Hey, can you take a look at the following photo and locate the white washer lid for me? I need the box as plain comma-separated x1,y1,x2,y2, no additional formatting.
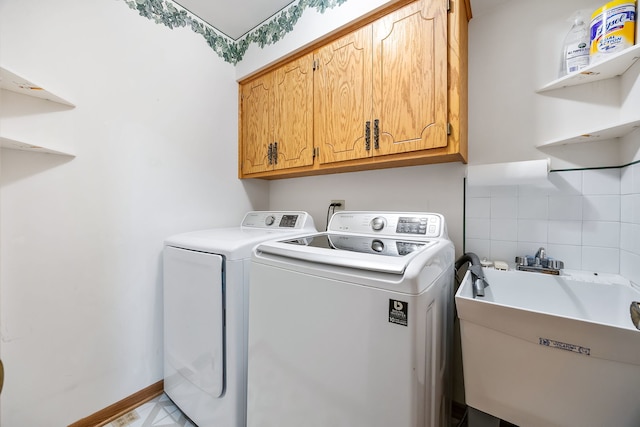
164,211,316,259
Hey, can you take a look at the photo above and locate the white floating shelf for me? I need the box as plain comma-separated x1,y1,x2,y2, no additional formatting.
0,136,75,157
537,118,640,148
537,44,640,93
0,66,75,107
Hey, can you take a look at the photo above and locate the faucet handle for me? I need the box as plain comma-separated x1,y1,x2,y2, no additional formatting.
535,247,546,260
547,259,564,270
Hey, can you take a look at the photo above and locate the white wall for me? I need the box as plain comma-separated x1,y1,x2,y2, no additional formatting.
469,0,632,169
0,0,267,425
236,0,401,79
269,164,466,251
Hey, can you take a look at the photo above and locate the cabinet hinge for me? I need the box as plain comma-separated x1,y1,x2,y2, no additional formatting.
447,122,452,135
313,147,319,159
312,59,319,71
447,0,451,12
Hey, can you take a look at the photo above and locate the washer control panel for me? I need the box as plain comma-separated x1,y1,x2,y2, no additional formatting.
328,211,445,238
395,216,429,235
241,211,315,230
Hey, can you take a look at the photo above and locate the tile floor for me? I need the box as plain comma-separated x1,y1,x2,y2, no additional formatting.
109,395,517,427
108,394,195,427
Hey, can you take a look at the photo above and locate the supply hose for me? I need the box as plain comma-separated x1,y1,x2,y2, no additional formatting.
455,252,488,297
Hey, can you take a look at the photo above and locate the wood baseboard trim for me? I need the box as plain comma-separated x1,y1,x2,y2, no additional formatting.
68,380,164,427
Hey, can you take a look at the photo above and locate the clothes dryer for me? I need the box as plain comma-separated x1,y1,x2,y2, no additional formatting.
163,211,316,427
247,211,455,427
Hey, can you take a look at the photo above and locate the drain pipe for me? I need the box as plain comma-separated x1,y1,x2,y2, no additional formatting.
455,252,488,297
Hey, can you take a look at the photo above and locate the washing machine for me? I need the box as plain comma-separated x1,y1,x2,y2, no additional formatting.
163,211,316,427
247,211,455,427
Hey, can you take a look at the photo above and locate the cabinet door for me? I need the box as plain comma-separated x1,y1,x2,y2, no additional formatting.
240,73,273,175
372,0,448,156
273,53,315,170
314,25,373,164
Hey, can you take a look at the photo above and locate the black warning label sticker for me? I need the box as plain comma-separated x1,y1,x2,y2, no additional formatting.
389,299,408,326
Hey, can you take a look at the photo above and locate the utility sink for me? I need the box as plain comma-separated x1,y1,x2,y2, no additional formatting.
456,268,640,427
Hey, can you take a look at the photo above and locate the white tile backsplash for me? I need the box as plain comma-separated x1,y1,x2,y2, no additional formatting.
582,246,619,274
631,224,640,253
633,194,640,225
518,196,548,219
620,223,640,253
621,195,633,223
621,166,633,194
466,185,491,198
518,182,556,197
582,221,620,248
548,195,582,220
490,186,518,197
582,169,620,195
465,238,490,257
490,240,518,264
620,250,640,285
490,197,518,218
490,218,517,241
466,218,490,239
466,197,490,218
516,241,548,259
548,170,582,195
548,220,582,245
546,244,582,270
465,165,640,283
583,195,621,221
633,163,640,193
517,219,548,242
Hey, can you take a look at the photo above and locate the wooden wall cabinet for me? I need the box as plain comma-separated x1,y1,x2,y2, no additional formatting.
240,54,314,175
239,0,470,179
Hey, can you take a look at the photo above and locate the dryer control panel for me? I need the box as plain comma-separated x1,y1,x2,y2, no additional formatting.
327,211,446,239
241,211,315,230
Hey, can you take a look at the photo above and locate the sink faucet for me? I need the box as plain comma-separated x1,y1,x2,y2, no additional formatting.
516,247,564,275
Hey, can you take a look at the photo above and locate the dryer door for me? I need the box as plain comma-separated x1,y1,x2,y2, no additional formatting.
164,246,225,398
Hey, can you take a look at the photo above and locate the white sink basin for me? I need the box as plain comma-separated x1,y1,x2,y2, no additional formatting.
456,268,640,427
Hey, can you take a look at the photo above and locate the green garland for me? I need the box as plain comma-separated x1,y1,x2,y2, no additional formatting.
122,0,348,64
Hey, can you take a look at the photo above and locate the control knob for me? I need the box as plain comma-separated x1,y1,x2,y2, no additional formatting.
371,239,384,253
370,216,386,231
265,215,276,226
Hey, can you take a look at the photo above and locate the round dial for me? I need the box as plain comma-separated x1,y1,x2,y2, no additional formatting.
370,216,386,231
371,239,384,253
265,215,276,226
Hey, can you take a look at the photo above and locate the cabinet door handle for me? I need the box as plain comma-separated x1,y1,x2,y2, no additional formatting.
373,119,380,149
273,142,278,165
268,143,273,165
365,121,371,151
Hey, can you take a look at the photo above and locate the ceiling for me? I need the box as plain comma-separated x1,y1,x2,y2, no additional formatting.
172,0,509,41
174,0,296,40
